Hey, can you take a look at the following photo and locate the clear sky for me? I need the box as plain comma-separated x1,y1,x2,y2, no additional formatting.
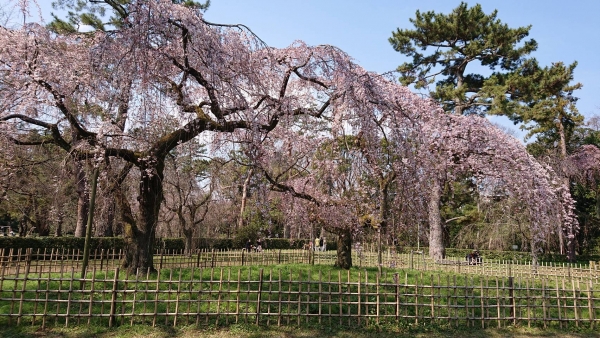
4,0,599,139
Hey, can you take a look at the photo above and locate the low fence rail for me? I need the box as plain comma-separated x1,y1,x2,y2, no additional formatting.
0,265,598,329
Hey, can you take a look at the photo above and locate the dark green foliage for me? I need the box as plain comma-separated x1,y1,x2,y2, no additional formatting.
0,236,318,251
389,2,537,116
504,61,583,142
0,236,125,250
49,0,210,33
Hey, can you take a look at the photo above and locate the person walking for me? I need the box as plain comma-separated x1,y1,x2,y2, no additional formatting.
321,237,326,252
314,237,320,252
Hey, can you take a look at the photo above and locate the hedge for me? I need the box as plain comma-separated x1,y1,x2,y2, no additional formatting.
0,236,319,251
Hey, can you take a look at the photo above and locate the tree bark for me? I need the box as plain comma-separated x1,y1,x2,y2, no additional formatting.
54,211,63,237
237,168,253,230
95,198,115,237
183,227,193,256
334,228,353,269
428,179,445,261
74,160,89,237
122,157,164,273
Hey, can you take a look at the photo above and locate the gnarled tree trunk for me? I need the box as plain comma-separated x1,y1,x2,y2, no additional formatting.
334,228,353,269
122,157,164,273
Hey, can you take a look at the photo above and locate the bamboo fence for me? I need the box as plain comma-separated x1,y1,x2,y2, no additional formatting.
1,247,599,281
2,247,600,329
0,264,598,329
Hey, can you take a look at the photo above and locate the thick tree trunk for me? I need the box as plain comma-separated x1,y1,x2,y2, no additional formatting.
183,228,193,256
54,211,63,237
122,158,164,273
428,179,445,261
74,160,89,237
334,228,352,269
94,167,114,237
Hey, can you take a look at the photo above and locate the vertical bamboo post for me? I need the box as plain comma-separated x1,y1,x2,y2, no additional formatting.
414,271,419,325
573,280,580,327
357,270,362,326
480,277,484,328
173,268,183,326
556,278,563,329
165,269,173,326
508,276,515,325
587,280,595,329
255,268,263,325
542,278,547,329
130,268,140,326
277,269,283,327
318,270,323,324
42,269,51,329
235,269,241,324
17,259,30,325
338,270,343,326
65,268,75,327
495,277,501,328
526,278,531,328
108,268,119,328
215,268,224,326
32,267,43,326
376,272,380,325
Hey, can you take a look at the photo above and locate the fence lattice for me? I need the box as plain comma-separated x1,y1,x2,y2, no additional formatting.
1,248,600,329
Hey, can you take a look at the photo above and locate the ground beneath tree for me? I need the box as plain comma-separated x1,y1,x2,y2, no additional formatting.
1,324,599,338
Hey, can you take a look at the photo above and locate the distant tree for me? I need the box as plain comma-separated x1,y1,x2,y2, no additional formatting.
389,2,537,116
514,61,583,260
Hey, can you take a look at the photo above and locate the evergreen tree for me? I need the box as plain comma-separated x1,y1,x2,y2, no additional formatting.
389,2,537,116
49,0,210,33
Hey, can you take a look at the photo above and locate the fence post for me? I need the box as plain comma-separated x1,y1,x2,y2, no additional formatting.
241,250,245,266
197,250,201,268
255,268,263,325
109,268,119,328
508,276,515,325
211,249,216,268
159,249,164,270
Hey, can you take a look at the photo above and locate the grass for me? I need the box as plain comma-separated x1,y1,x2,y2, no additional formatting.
2,263,600,336
1,322,600,338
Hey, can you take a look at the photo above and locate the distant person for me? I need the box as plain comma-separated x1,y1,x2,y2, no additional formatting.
256,238,262,252
245,240,251,251
314,237,320,251
321,238,326,251
466,250,481,265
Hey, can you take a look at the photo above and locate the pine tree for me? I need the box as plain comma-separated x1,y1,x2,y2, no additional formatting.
389,2,537,116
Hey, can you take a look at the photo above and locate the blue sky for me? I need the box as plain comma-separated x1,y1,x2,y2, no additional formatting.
6,0,600,139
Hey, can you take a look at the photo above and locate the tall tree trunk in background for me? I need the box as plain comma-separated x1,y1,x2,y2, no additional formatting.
74,159,89,237
334,228,353,269
237,168,253,230
54,211,63,237
428,179,445,261
95,167,115,237
182,227,193,256
557,120,577,261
